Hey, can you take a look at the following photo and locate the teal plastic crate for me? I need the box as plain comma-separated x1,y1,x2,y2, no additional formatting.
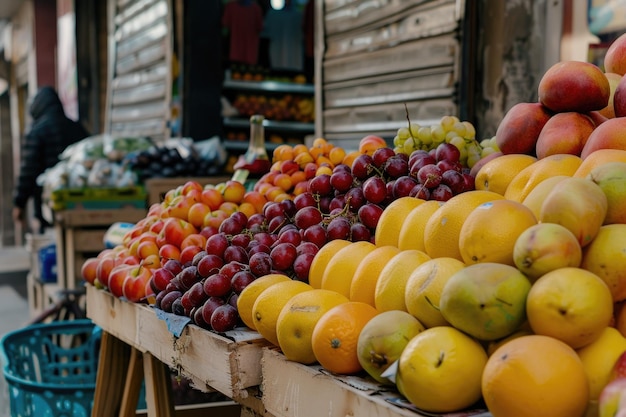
0,320,101,417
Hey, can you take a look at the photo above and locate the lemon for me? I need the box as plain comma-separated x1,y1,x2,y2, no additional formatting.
320,241,376,298
397,200,443,251
237,274,291,330
404,257,465,328
252,280,313,346
374,197,425,247
503,153,582,202
350,245,402,306
423,190,504,260
474,154,537,195
276,289,349,364
458,199,538,266
308,239,352,288
374,249,431,312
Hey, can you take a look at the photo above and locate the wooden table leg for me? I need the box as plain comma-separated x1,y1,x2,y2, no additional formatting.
92,331,131,417
119,347,144,417
143,351,175,417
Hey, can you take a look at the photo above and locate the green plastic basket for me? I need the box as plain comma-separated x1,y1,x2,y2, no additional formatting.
1,320,101,417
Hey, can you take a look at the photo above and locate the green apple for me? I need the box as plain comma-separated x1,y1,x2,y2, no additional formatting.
440,263,531,341
356,310,424,384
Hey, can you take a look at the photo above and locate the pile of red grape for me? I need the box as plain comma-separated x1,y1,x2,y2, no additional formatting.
150,143,476,332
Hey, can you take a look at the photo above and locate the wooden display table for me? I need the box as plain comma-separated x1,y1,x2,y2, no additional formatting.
86,285,491,417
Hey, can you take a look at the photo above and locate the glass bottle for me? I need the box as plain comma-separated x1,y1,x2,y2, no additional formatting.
232,115,271,182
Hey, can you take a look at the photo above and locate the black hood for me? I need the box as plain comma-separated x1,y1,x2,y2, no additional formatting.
29,86,65,120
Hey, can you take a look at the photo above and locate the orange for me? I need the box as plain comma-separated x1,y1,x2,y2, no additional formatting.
311,301,379,374
503,153,582,202
237,273,291,330
458,199,538,266
482,335,589,417
573,148,626,178
374,249,431,312
474,153,537,195
320,241,376,298
423,190,504,260
397,200,444,251
349,245,402,306
308,239,352,289
374,196,426,247
252,280,313,346
276,289,350,364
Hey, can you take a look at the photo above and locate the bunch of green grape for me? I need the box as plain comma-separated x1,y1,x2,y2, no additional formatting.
393,116,500,168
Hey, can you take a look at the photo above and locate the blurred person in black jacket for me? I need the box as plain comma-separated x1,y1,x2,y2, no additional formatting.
12,86,90,234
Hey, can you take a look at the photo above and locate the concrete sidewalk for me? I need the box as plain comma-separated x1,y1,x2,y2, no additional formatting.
0,246,32,417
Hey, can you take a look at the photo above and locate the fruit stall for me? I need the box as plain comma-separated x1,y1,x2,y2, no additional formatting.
17,31,626,417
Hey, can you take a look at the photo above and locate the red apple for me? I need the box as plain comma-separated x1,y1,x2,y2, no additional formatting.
200,188,224,211
158,243,181,263
359,135,387,156
162,217,198,249
95,255,119,288
137,240,160,260
187,202,211,228
204,210,229,230
222,180,247,204
180,245,204,266
164,195,195,222
182,180,204,196
122,265,153,303
81,258,100,285
180,233,207,251
108,264,134,298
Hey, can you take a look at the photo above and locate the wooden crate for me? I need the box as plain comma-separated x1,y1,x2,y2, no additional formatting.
145,176,231,206
86,286,271,401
